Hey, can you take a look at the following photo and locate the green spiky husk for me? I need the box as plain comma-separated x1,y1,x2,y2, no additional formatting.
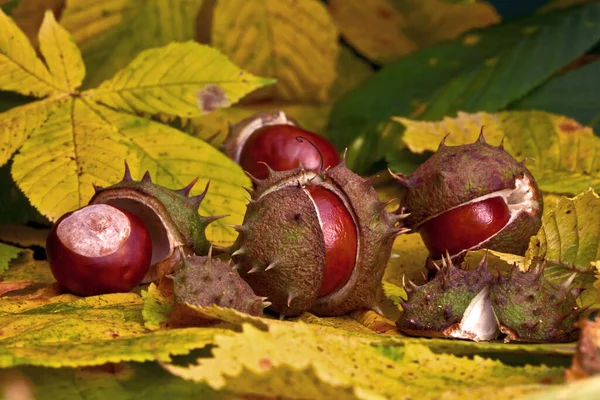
89,167,213,282
490,266,584,342
172,254,265,316
231,161,402,317
396,258,493,337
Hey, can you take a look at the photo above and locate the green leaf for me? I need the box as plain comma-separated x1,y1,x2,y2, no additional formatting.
328,2,600,173
328,0,499,64
164,323,564,400
88,42,275,119
0,292,233,368
211,0,339,102
18,362,226,400
396,110,600,195
0,0,20,16
0,256,55,284
141,283,173,331
0,242,22,274
0,10,272,246
60,0,205,88
511,59,600,131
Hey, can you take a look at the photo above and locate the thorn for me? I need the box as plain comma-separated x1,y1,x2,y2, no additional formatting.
257,161,275,177
228,224,249,234
341,148,348,163
287,292,296,307
519,157,534,166
203,214,228,225
408,279,418,290
379,198,396,210
231,248,245,257
420,271,428,282
141,170,152,184
431,261,441,272
92,183,103,193
476,250,489,271
189,181,210,209
498,136,505,150
370,303,384,316
205,130,222,145
245,171,262,187
388,168,410,188
242,186,254,197
122,161,133,181
363,175,378,186
477,126,486,144
262,301,272,309
400,302,410,310
279,313,286,321
248,264,262,274
265,259,278,271
175,177,199,197
390,253,400,259
438,133,450,150
207,245,213,266
563,273,577,290
232,264,241,272
495,267,503,283
571,287,585,298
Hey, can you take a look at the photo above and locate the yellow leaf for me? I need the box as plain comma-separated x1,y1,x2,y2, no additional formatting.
328,0,500,64
0,0,64,46
87,41,274,119
38,10,85,92
0,242,22,274
0,292,233,368
212,0,339,102
60,0,205,88
164,323,563,400
396,111,600,195
0,8,55,96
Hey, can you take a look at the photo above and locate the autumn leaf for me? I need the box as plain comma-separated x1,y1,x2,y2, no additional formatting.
0,0,63,46
328,0,500,64
0,9,274,246
0,292,234,368
60,0,205,88
395,111,600,195
0,242,22,274
211,0,339,103
164,322,564,400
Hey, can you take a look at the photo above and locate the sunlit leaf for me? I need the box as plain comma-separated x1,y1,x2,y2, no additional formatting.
396,111,600,195
211,0,339,102
1,0,63,46
165,323,563,400
0,292,233,368
60,0,204,88
0,242,22,274
328,0,499,64
88,42,274,119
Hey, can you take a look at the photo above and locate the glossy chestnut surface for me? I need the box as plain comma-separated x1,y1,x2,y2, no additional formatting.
239,124,340,180
306,185,357,297
418,196,510,259
46,204,152,296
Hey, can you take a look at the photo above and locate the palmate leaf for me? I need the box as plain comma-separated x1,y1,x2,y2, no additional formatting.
0,9,274,246
328,2,600,174
164,322,564,400
328,0,500,64
211,0,339,102
0,292,233,368
60,0,205,88
396,111,600,195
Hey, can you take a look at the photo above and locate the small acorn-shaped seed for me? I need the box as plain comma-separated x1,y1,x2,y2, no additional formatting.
46,204,152,296
89,162,222,282
390,129,543,263
230,156,407,317
172,248,269,316
224,111,340,180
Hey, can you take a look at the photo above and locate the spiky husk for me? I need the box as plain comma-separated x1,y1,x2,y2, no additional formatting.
396,256,495,339
490,265,585,342
391,134,542,258
89,163,217,282
231,159,403,317
172,251,267,316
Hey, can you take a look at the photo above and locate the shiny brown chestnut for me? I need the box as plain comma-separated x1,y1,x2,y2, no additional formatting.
46,204,152,296
225,111,340,180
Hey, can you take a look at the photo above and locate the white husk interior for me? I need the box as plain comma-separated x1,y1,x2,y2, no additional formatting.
448,286,500,342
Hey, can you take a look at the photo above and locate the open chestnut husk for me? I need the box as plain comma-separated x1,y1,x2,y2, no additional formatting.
229,157,407,317
390,130,543,263
224,111,340,180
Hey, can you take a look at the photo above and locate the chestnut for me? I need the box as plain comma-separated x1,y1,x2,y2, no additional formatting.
46,204,152,296
225,111,340,179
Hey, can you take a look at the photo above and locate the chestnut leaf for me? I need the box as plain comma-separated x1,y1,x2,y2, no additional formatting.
0,292,234,368
163,323,563,400
328,0,500,64
0,242,23,274
211,0,339,103
0,9,275,246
